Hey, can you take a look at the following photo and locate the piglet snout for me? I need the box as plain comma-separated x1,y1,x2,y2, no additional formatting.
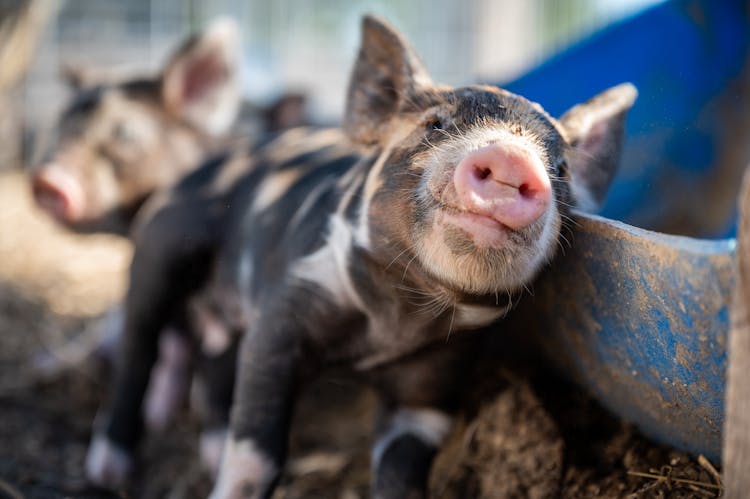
453,143,551,230
31,164,84,223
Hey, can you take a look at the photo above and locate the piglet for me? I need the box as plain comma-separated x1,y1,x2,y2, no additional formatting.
29,18,308,439
89,15,637,499
210,16,636,498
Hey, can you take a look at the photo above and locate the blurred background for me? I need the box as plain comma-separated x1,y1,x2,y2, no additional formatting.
12,0,662,167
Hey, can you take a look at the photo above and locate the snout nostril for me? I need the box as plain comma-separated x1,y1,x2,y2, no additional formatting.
473,166,492,181
32,178,48,196
33,177,57,198
519,183,532,198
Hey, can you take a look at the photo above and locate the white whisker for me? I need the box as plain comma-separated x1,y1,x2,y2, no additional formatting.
446,305,456,342
385,247,412,271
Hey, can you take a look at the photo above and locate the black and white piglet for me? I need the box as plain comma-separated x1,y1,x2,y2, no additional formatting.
209,15,635,498
89,15,636,498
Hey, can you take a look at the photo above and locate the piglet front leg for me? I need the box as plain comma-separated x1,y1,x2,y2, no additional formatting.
85,205,216,487
210,316,302,499
369,336,477,499
191,326,239,477
85,244,178,486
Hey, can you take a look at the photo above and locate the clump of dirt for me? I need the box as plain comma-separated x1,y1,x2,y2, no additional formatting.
429,369,723,499
432,381,563,499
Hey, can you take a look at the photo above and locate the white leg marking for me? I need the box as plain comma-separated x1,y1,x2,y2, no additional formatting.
209,438,278,499
196,307,233,356
200,427,228,478
143,331,191,431
372,408,452,470
85,433,133,487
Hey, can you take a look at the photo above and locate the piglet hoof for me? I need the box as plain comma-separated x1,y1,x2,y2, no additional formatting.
200,427,228,478
208,439,278,499
85,434,133,488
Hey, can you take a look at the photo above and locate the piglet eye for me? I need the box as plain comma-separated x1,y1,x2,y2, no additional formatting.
426,117,443,131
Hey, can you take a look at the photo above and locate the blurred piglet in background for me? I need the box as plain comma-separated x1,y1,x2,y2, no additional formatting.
28,17,308,431
35,18,241,235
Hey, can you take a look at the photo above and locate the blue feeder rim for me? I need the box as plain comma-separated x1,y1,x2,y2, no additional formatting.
494,0,750,461
504,211,734,462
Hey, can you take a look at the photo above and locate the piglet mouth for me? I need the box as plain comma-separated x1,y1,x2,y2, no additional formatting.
436,204,513,246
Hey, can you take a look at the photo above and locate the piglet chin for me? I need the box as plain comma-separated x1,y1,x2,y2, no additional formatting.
440,209,510,247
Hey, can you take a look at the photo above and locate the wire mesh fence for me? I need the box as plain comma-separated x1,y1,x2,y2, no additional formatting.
5,0,662,170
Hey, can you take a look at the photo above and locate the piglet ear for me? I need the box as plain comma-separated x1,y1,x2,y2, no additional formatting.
161,17,242,137
344,14,432,145
559,83,637,211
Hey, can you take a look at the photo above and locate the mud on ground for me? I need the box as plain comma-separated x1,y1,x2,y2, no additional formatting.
0,171,723,498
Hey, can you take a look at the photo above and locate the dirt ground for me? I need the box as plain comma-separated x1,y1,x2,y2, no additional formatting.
0,170,724,499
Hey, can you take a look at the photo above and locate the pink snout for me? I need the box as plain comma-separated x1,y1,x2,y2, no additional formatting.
31,164,84,223
452,143,551,230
